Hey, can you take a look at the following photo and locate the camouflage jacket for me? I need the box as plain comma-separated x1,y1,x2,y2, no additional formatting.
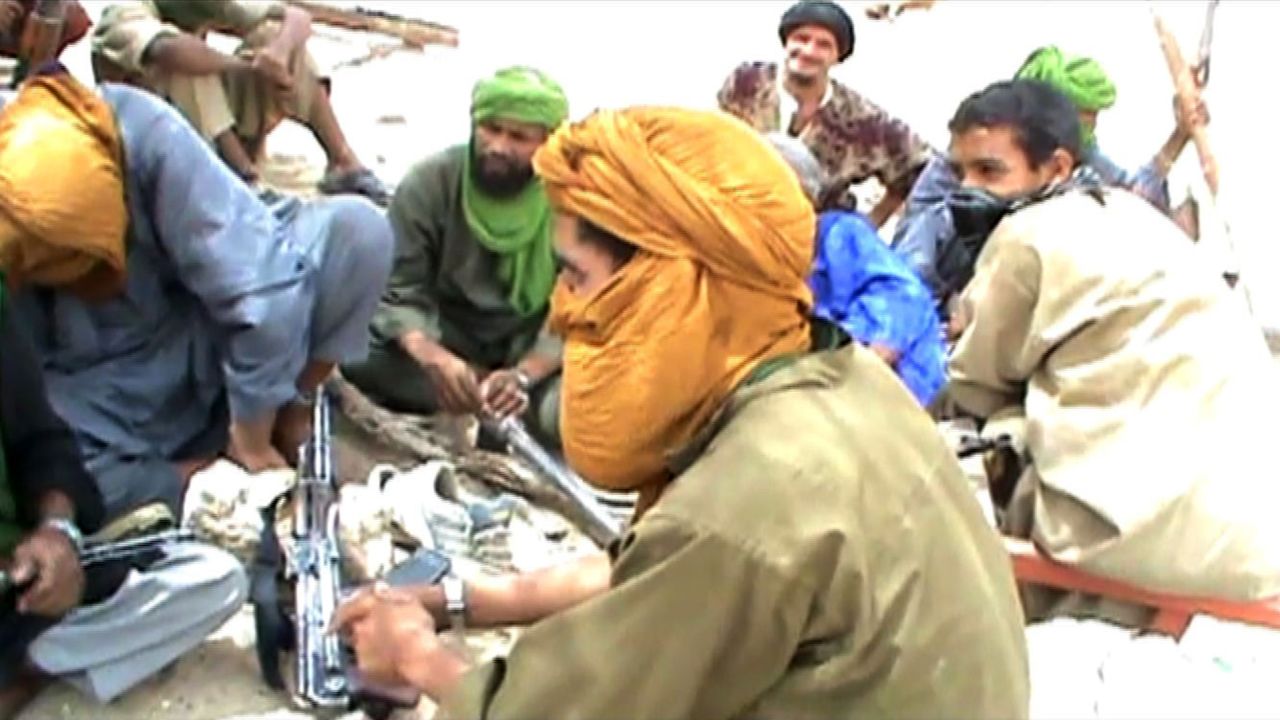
717,61,932,204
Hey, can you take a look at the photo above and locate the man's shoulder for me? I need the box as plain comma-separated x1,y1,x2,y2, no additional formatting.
99,82,175,128
393,144,466,204
722,60,778,91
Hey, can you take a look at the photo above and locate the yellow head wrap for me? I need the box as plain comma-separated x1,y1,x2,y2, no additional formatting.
534,107,816,512
0,71,128,300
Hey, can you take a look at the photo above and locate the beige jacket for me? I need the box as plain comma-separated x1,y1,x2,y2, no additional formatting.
951,189,1280,601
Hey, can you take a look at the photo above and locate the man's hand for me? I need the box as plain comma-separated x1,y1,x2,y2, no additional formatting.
250,48,294,96
0,0,23,38
9,526,84,616
332,583,440,690
480,369,529,420
423,352,483,415
867,342,903,368
228,417,290,474
1173,93,1210,137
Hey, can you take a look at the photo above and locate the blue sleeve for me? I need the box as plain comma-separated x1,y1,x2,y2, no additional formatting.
818,214,937,355
1086,147,1171,214
115,87,306,422
889,155,956,297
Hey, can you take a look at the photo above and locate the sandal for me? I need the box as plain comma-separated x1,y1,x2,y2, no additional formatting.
317,167,390,207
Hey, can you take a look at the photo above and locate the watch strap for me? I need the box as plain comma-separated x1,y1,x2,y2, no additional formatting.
43,517,83,556
442,575,467,631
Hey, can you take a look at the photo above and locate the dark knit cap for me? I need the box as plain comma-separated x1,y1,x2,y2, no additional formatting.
778,1,855,62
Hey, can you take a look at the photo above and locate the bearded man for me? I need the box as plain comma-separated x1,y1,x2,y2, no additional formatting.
344,67,568,446
945,79,1280,626
332,106,1030,718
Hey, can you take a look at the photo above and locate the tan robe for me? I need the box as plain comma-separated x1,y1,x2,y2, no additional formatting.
443,346,1029,719
950,189,1280,610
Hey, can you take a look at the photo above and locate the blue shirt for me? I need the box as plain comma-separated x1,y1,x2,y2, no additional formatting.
810,211,947,406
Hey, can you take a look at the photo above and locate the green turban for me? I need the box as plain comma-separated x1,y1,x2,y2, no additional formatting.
470,66,569,130
462,67,568,317
1015,46,1116,148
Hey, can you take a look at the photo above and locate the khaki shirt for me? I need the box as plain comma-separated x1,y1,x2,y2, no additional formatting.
444,345,1029,719
93,0,282,76
372,145,559,369
951,189,1280,601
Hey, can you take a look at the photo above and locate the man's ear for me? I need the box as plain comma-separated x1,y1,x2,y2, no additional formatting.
1050,147,1076,183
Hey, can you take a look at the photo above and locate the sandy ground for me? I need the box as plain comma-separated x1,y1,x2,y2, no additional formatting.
12,1,1280,718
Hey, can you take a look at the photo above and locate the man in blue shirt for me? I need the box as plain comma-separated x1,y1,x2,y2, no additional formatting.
768,133,946,407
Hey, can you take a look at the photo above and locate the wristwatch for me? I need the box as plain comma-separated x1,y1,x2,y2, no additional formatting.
441,575,468,631
43,517,84,556
512,369,533,392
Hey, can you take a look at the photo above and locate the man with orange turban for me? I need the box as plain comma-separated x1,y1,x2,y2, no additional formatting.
334,106,1030,718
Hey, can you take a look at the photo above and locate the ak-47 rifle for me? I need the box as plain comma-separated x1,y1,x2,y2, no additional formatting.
481,415,624,549
270,385,424,719
0,528,196,596
285,1,458,49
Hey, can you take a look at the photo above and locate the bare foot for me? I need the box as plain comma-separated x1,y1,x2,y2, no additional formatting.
272,402,313,466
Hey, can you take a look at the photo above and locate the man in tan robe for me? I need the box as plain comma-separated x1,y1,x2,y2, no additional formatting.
946,79,1280,624
332,106,1029,718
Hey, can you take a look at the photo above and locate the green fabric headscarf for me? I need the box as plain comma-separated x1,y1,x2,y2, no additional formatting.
462,67,569,317
1015,45,1117,147
0,279,20,557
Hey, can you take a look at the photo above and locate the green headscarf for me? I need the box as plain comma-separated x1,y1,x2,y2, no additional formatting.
462,67,568,317
1015,45,1116,147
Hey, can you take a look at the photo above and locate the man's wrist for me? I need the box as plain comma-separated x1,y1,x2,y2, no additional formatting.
402,635,471,699
41,517,83,556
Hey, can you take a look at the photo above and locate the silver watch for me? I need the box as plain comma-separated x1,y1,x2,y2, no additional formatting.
441,575,467,631
43,518,83,556
513,369,533,392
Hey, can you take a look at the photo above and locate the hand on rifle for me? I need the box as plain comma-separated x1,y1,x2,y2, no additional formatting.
332,582,439,690
7,525,83,616
480,368,529,420
1173,93,1210,138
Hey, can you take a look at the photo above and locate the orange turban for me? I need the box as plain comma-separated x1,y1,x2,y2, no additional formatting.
534,107,815,512
0,71,128,300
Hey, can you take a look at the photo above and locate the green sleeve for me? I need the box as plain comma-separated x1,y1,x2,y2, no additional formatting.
441,514,812,719
371,158,448,344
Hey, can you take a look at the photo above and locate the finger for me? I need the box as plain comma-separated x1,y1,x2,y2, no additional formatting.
458,371,483,408
330,589,377,632
8,554,35,585
18,554,55,614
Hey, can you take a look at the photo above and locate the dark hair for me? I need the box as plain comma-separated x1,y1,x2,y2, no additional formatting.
947,79,1082,167
778,2,855,62
577,217,637,267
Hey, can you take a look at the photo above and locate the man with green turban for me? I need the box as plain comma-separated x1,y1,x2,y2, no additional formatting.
344,66,569,447
890,44,1206,317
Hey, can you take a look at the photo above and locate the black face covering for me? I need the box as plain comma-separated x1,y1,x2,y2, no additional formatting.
936,171,1104,303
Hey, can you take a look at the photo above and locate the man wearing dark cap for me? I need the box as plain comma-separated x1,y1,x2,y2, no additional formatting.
717,0,932,229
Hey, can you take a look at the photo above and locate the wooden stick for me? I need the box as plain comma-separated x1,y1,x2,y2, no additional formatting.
1151,8,1218,196
286,0,459,49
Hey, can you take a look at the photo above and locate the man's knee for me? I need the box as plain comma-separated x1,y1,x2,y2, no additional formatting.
166,544,249,622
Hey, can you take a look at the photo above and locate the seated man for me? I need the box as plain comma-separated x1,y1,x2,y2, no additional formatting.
768,132,946,407
0,278,245,718
717,1,933,227
946,79,1280,626
893,45,1205,310
343,67,567,447
90,0,387,202
0,66,393,520
333,107,1029,718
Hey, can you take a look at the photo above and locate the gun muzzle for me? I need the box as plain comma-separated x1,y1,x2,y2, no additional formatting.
482,416,623,548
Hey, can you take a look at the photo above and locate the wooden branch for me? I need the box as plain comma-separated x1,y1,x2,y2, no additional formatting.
1152,9,1219,196
329,375,614,546
286,1,459,49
